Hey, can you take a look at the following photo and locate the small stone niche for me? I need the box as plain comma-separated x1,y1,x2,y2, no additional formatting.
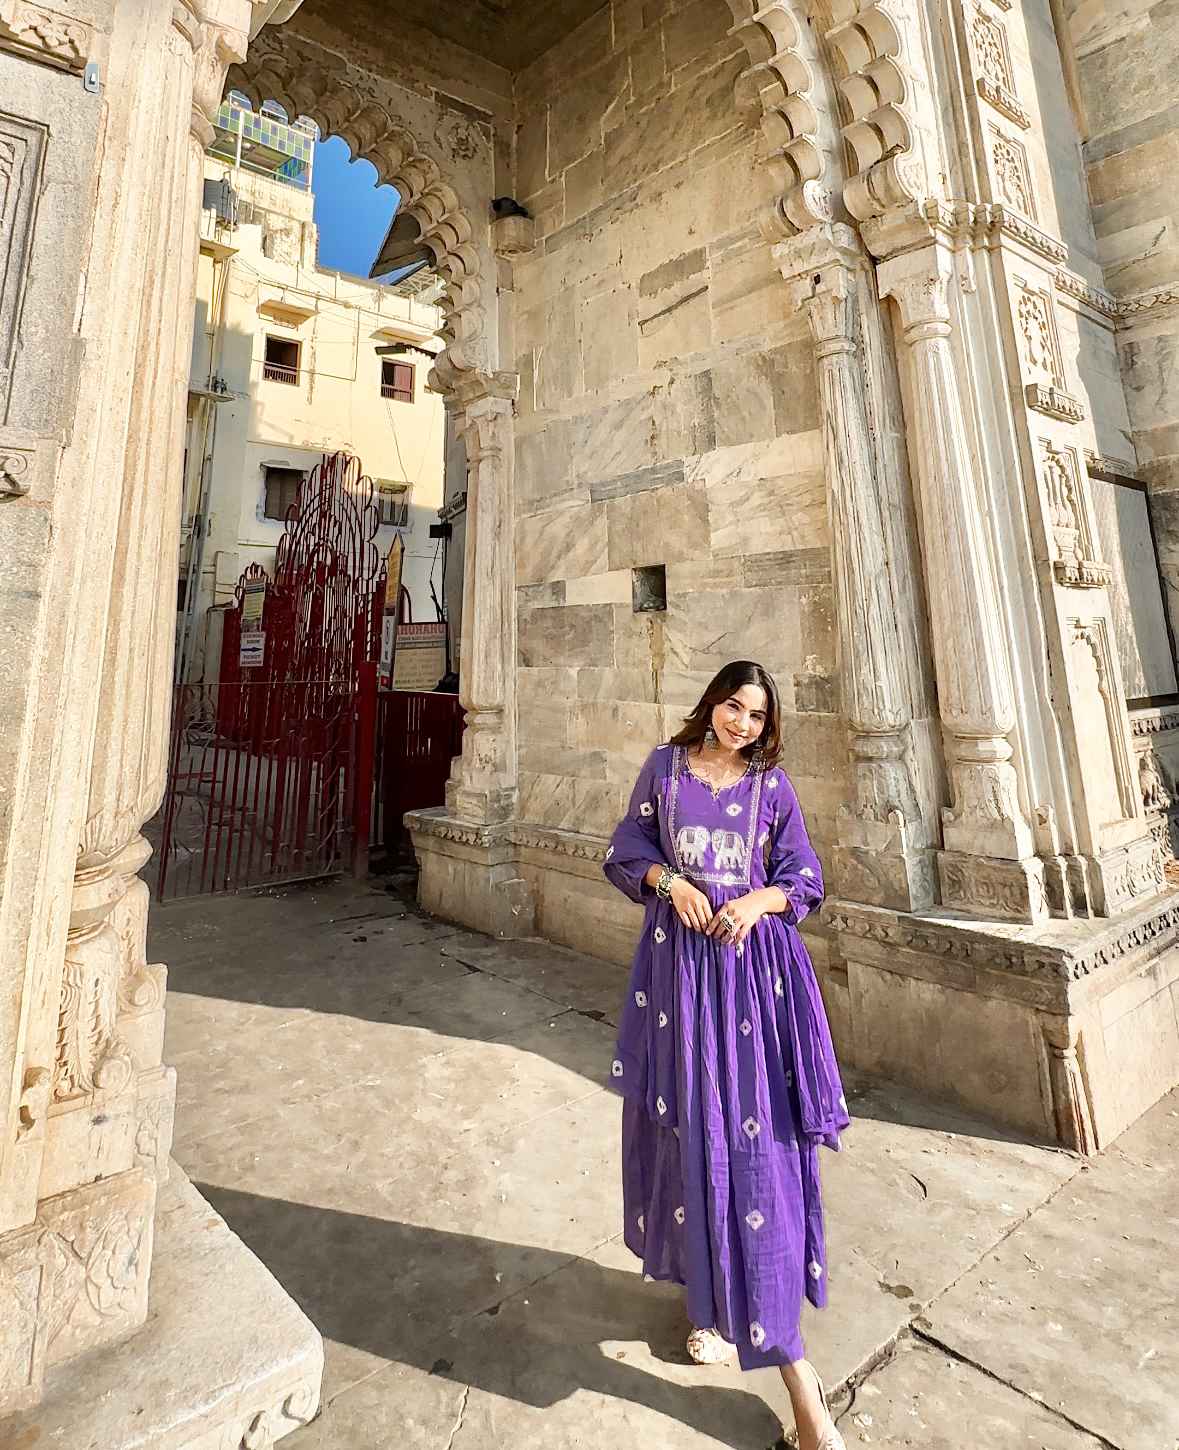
632,564,667,613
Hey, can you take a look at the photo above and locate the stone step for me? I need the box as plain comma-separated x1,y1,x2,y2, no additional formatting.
0,1164,322,1450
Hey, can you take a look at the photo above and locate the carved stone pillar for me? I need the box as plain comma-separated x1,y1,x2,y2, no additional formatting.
777,225,935,911
877,239,1047,921
445,373,519,826
0,0,317,1419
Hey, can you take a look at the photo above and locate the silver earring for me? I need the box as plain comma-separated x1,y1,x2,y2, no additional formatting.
704,726,717,747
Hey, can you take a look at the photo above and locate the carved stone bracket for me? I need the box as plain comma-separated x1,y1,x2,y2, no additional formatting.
724,0,844,234
0,1,93,71
0,448,31,496
827,0,930,224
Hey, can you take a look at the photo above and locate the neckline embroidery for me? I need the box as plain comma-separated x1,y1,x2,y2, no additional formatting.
668,746,766,888
682,750,756,800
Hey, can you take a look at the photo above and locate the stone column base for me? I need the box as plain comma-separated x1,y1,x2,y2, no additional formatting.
0,1164,322,1445
833,812,937,913
937,848,1049,923
825,892,1179,1151
406,809,639,963
408,808,537,940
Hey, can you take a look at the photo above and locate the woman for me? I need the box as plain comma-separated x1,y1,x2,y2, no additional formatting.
603,661,849,1450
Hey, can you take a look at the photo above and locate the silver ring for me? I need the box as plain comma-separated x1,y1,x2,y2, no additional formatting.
722,913,736,932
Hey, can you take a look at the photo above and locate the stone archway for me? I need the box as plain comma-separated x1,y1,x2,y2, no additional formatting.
229,29,522,829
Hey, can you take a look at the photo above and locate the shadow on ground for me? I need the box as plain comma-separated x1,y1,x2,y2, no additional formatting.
195,1183,783,1450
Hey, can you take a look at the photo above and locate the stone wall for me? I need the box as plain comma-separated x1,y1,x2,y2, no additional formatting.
1066,0,1179,633
510,0,847,854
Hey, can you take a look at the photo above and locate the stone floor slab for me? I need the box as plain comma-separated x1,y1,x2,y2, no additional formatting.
840,1336,1108,1448
441,935,627,1024
151,879,1145,1450
923,1092,1179,1450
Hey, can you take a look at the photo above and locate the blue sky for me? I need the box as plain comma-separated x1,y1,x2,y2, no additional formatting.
312,135,400,280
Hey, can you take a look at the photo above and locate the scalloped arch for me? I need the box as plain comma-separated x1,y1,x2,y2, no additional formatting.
724,0,844,233
227,31,487,384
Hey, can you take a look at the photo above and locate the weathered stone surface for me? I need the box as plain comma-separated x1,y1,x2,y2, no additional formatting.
0,1167,322,1450
708,471,828,558
590,459,685,502
518,603,615,668
607,482,710,569
840,1336,1108,1447
923,1091,1179,1450
516,502,609,585
664,586,805,678
571,393,660,485
515,418,580,516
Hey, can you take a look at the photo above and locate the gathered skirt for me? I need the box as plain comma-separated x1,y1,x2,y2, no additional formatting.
609,898,836,1370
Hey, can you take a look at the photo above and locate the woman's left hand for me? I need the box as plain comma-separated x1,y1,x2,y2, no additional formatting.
706,893,767,948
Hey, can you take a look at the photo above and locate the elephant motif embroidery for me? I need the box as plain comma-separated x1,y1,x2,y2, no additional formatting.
676,825,711,868
711,829,746,872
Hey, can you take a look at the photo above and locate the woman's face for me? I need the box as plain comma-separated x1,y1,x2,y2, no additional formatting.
710,684,768,752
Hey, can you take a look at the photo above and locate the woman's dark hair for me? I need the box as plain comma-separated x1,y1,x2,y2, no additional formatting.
670,660,783,768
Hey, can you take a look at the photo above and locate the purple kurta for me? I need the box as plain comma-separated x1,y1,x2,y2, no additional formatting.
603,744,849,1370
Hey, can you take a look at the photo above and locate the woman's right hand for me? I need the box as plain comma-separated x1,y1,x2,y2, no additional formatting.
670,877,714,933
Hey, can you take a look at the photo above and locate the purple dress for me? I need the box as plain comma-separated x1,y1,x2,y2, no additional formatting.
603,744,849,1370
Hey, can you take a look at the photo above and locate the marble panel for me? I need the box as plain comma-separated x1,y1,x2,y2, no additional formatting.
518,603,616,668
564,147,605,223
741,547,831,588
589,460,684,502
515,418,582,517
572,700,667,782
662,0,736,70
575,665,658,702
516,110,548,197
578,283,637,394
708,471,828,557
517,581,567,610
630,24,668,97
664,586,804,678
711,351,777,448
657,368,718,458
766,337,822,436
549,52,631,174
665,555,740,594
637,283,712,369
708,231,786,345
612,605,666,672
564,571,635,606
571,393,659,484
684,429,824,487
516,503,609,586
606,481,711,569
534,289,581,408
518,743,608,781
603,53,745,193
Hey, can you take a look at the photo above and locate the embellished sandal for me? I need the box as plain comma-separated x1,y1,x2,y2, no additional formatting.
779,1363,846,1450
686,1326,736,1364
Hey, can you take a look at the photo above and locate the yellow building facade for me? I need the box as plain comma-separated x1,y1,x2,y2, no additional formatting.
180,103,446,684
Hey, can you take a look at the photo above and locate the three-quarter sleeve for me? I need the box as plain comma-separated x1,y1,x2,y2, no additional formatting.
766,770,824,924
603,749,668,905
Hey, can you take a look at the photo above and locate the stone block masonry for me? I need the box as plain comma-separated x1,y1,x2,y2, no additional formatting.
511,0,846,852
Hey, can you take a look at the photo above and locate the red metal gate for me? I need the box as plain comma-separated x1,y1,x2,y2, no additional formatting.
373,688,466,850
153,452,384,898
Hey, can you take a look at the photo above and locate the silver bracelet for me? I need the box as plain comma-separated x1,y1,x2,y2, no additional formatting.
655,866,682,900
